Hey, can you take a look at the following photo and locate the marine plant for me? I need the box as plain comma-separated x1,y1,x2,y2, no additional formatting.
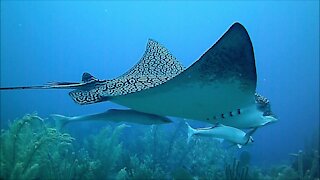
116,123,234,180
5,113,316,180
247,130,319,180
225,158,249,180
0,114,93,180
239,151,251,168
290,150,319,180
287,130,319,180
84,124,129,179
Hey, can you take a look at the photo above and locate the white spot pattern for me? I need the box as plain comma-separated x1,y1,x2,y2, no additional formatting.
70,39,185,105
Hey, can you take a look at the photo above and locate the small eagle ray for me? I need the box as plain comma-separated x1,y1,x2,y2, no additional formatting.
0,22,278,130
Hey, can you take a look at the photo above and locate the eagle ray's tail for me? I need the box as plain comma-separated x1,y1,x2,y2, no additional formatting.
0,82,83,90
0,72,104,91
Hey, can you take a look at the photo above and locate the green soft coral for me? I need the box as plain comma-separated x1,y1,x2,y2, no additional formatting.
123,124,233,180
0,114,45,179
84,124,129,179
123,154,166,180
0,114,90,180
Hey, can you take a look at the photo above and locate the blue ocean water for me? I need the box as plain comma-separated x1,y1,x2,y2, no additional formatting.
0,1,319,179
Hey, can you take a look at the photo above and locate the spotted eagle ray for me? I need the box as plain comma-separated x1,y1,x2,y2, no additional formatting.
0,22,277,129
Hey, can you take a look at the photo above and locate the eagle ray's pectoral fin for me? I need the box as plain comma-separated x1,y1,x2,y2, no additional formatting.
69,89,111,105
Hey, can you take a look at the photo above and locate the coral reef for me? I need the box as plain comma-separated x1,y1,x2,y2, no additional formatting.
239,151,251,168
116,123,233,179
0,113,92,180
83,124,129,179
225,158,249,180
1,114,319,180
289,149,319,180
